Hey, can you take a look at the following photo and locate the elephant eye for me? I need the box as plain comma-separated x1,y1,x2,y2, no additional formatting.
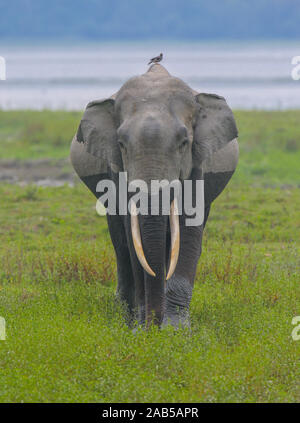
118,139,127,152
179,139,188,152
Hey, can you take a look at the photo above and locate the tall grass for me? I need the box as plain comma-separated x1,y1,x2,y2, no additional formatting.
0,110,299,402
0,182,299,402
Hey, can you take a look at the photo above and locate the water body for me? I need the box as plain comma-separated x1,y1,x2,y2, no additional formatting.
0,41,299,110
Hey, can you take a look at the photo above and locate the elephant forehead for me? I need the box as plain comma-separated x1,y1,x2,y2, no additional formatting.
116,75,196,110
118,111,177,142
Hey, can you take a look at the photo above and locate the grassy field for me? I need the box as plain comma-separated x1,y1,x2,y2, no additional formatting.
0,110,299,402
1,109,300,185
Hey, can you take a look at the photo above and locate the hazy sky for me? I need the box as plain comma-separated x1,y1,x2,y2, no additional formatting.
0,0,299,41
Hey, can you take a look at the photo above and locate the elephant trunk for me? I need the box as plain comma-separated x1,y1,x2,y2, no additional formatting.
140,213,167,326
131,199,180,280
130,199,180,326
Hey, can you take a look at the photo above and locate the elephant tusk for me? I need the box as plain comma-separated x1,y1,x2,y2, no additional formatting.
166,198,180,280
130,201,156,277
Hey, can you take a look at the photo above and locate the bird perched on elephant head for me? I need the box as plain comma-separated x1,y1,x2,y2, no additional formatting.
148,53,163,65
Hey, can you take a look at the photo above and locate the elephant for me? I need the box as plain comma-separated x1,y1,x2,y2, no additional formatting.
70,64,238,329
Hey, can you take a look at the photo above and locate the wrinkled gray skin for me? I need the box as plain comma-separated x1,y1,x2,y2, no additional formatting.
71,64,238,328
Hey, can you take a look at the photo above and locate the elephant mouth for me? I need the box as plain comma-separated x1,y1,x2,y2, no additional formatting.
130,198,180,280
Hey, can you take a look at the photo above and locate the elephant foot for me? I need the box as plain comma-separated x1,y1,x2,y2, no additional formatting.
162,275,193,329
161,308,191,329
114,291,136,326
131,326,145,334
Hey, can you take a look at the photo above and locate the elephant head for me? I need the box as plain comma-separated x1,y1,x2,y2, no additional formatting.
71,64,238,327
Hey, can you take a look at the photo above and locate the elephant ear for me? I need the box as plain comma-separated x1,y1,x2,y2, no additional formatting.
75,98,121,175
193,93,238,167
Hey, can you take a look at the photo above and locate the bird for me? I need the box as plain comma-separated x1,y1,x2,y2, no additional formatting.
148,53,163,65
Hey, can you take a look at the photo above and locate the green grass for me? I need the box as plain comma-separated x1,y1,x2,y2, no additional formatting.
234,110,300,186
0,110,300,402
0,184,299,402
0,110,300,185
0,110,81,160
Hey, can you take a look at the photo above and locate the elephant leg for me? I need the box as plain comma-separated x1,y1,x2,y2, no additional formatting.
123,214,147,326
162,220,203,328
106,214,136,320
203,204,211,228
